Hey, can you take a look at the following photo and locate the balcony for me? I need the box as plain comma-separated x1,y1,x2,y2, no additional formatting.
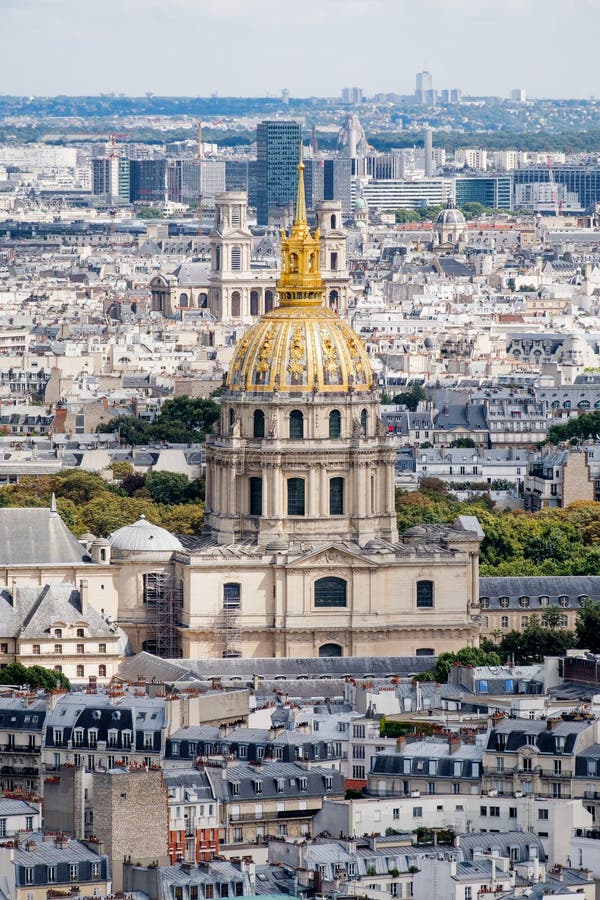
229,808,318,823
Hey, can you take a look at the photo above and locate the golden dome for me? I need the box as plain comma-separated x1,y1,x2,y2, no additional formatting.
226,154,374,395
227,305,373,394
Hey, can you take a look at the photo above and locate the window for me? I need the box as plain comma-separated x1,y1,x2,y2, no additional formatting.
538,808,549,820
554,760,562,775
315,577,347,608
98,665,106,677
54,628,62,638
559,596,569,607
70,864,79,882
53,729,63,745
231,245,242,270
25,868,33,885
416,580,434,608
490,806,500,817
76,665,84,678
0,820,5,837
76,628,85,637
329,409,341,438
144,733,154,750
329,477,344,515
509,807,517,818
47,866,56,883
77,643,84,654
224,583,241,610
249,478,263,516
231,291,241,317
393,808,400,820
360,408,368,436
521,616,529,628
465,888,472,900
412,807,422,818
480,597,490,609
501,616,509,628
287,478,305,516
98,643,106,654
25,817,33,831
253,409,265,438
519,596,530,608
416,648,435,656
289,410,304,439
91,862,100,880
54,644,62,654
499,597,509,608
539,596,549,607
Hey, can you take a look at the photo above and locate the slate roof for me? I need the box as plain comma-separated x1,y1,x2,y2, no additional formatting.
0,698,46,732
479,576,600,608
486,718,592,754
457,831,546,863
118,653,438,684
17,583,115,639
0,508,92,566
207,762,344,802
434,404,488,432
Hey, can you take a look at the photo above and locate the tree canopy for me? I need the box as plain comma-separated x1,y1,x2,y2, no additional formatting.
0,661,70,690
98,396,220,445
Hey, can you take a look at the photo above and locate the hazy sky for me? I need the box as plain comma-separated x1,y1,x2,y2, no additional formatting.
1,0,598,99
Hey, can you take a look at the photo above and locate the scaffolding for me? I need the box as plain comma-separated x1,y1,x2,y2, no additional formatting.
215,585,242,658
143,572,182,658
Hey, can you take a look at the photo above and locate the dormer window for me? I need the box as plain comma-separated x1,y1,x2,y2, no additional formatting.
254,780,263,794
519,596,530,608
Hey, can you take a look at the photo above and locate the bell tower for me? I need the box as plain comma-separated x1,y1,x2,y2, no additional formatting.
315,200,351,313
208,192,253,320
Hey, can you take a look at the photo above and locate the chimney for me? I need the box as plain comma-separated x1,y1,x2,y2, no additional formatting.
547,717,561,731
491,713,504,728
79,579,88,615
448,735,461,755
396,736,406,753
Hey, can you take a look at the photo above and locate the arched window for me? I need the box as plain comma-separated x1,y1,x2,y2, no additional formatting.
360,408,368,436
416,580,434,608
519,596,530,608
253,409,265,438
315,577,347,608
290,253,299,273
319,643,342,658
287,478,305,516
98,665,106,678
416,648,435,656
329,477,344,515
215,247,221,272
249,477,262,516
329,289,339,310
290,410,304,439
329,409,341,438
199,292,208,308
229,408,235,431
76,665,84,678
224,583,241,610
231,291,241,317
250,290,259,316
231,245,242,270
179,293,189,308
330,214,337,229
265,290,274,312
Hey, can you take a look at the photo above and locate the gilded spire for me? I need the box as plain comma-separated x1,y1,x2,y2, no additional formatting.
276,142,324,308
294,145,307,227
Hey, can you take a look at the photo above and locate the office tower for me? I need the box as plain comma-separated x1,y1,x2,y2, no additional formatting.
341,87,363,104
415,70,435,105
323,158,352,215
303,158,325,211
256,120,301,225
167,159,200,204
129,159,168,203
226,160,250,193
199,159,226,204
91,157,130,203
510,88,527,102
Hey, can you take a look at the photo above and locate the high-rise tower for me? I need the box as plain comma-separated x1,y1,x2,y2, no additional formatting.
256,120,301,226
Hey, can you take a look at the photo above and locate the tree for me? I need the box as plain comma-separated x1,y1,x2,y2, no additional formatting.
146,471,193,505
0,662,70,690
392,384,426,411
498,617,576,663
576,600,600,652
395,209,421,224
419,647,503,684
449,437,477,448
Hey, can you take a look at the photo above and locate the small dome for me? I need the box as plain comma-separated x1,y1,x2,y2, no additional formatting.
436,206,466,226
91,537,110,547
109,516,183,554
354,196,368,210
80,533,97,543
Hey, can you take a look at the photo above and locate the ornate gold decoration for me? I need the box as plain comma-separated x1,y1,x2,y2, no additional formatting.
225,152,374,394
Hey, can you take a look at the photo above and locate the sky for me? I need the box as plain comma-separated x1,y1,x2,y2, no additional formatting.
1,0,599,99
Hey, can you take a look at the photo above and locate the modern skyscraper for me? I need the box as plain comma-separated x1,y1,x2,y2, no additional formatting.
415,70,435,105
256,120,301,225
91,157,130,204
129,159,167,203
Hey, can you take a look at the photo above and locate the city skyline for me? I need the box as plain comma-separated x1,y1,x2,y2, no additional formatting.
1,0,599,99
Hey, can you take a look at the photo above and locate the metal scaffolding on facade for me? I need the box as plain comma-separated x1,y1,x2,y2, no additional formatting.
143,571,182,658
215,584,242,658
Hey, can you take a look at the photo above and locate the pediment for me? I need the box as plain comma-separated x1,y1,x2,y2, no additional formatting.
286,543,377,570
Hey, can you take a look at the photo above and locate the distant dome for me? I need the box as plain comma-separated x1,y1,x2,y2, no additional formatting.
109,516,183,554
354,196,368,210
436,206,466,226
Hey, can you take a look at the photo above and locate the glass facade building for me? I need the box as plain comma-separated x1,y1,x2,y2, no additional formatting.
256,120,301,225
